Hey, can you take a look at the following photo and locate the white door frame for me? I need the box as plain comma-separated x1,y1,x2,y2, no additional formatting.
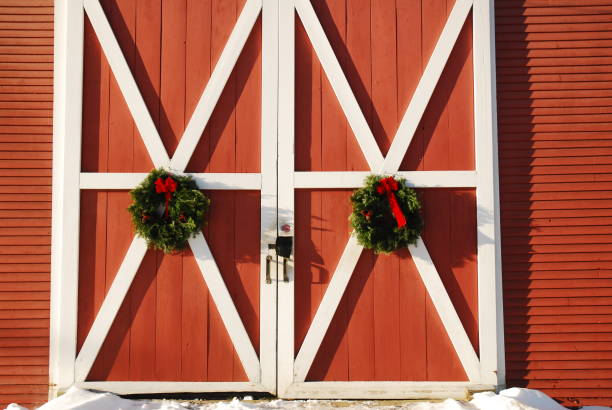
52,0,503,399
276,0,504,399
50,0,279,396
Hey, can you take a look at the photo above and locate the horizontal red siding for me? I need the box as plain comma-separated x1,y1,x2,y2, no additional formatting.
0,0,52,408
496,1,612,407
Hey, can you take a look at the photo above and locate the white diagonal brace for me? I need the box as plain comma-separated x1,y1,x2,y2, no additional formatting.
381,0,472,173
77,0,263,384
293,235,362,381
293,0,477,382
410,238,481,381
170,0,263,172
189,233,260,383
83,0,170,167
74,237,148,381
294,0,384,171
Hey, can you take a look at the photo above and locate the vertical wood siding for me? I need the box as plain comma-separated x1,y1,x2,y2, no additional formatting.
293,0,477,381
78,0,261,382
0,0,53,408
496,1,612,407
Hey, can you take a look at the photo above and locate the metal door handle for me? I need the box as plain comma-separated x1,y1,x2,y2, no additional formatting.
283,257,289,282
265,255,272,284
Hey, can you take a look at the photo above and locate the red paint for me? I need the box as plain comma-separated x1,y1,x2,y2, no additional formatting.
293,0,476,382
498,0,612,406
78,0,261,383
8,0,612,406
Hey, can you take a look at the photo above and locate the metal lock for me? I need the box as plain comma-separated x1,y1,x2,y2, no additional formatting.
265,236,293,284
275,236,293,259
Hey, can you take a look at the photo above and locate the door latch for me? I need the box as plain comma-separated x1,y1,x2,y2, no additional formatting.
276,236,292,283
268,236,293,283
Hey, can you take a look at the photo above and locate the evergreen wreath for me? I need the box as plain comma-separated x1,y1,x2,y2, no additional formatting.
350,174,424,254
128,168,210,253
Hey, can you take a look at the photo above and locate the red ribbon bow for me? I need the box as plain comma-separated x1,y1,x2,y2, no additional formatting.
376,176,407,228
155,176,177,218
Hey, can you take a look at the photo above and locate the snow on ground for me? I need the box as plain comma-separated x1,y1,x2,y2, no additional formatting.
4,387,611,410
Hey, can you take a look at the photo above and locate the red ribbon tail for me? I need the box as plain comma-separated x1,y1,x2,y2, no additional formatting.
387,192,407,228
164,193,171,218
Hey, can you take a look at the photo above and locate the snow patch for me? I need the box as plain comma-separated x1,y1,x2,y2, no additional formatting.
4,404,29,410
4,387,611,410
498,388,566,410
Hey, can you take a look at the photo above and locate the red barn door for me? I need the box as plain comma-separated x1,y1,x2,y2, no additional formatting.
275,0,503,398
52,0,502,399
51,0,277,395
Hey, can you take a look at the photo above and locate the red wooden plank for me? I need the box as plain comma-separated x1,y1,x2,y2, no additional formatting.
127,0,160,381
422,190,468,381
496,5,612,16
181,247,207,381
294,19,319,172
448,17,475,171
235,15,261,174
88,192,132,380
208,0,237,174
233,192,260,354
181,0,212,381
76,191,105,356
497,14,612,25
420,0,449,172
318,0,346,173
155,0,187,381
294,189,323,358
504,234,612,245
307,1,349,380
507,369,612,379
370,0,401,381
206,0,242,382
345,0,375,381
103,0,134,174
78,1,109,380
310,191,350,380
316,0,349,381
184,0,211,173
206,190,239,381
232,0,261,374
86,0,137,381
155,250,183,381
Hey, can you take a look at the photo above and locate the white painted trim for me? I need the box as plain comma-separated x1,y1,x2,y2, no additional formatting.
293,235,362,382
284,0,481,391
169,0,263,172
409,238,481,382
294,171,477,189
83,0,169,168
189,234,261,383
259,0,279,394
284,382,492,400
276,0,295,397
75,382,269,395
51,0,503,397
473,0,505,387
71,0,269,388
381,0,473,173
294,0,384,171
74,238,148,382
79,173,262,190
50,0,84,395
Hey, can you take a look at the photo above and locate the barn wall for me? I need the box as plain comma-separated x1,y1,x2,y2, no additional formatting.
496,1,612,407
2,0,612,407
0,0,52,407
